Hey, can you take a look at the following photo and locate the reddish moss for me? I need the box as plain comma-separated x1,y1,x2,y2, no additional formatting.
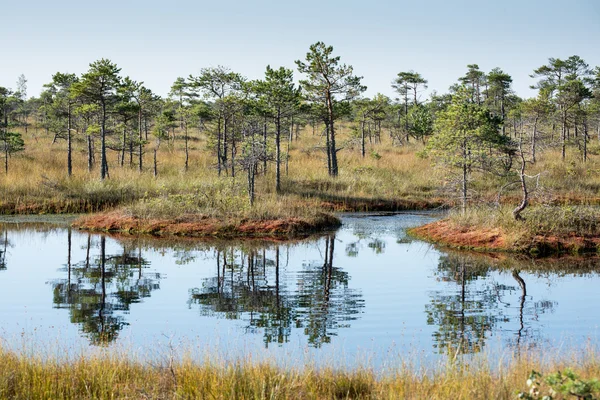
73,211,340,239
410,220,600,256
410,221,506,250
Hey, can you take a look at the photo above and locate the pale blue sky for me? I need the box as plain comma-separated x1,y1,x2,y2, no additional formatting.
1,0,599,100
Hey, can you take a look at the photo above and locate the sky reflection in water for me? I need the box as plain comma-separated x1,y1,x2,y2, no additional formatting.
0,213,598,368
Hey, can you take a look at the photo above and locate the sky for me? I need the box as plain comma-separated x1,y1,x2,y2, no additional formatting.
1,0,599,101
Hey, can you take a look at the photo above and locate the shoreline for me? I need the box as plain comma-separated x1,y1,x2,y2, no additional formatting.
0,196,446,215
0,346,597,399
409,219,600,256
72,210,342,239
3,199,600,249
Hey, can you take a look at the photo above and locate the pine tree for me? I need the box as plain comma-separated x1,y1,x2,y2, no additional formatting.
296,42,366,177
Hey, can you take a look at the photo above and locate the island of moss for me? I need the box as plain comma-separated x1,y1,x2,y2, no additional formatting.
72,194,341,239
409,206,600,256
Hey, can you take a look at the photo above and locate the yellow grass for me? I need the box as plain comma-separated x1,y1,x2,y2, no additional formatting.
4,123,600,217
0,125,443,215
0,344,598,399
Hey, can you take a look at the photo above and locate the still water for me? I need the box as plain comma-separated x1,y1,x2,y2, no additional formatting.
0,213,598,368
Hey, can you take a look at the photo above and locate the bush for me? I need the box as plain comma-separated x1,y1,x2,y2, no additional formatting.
517,369,600,399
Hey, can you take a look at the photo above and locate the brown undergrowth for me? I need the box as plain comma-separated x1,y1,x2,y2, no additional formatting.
0,199,114,214
410,220,508,251
73,210,341,238
410,206,600,256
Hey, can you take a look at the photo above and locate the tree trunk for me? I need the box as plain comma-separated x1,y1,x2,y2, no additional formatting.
66,103,72,177
583,116,588,163
404,90,409,135
326,92,338,177
153,149,157,177
184,123,189,171
263,117,268,175
223,116,229,176
461,161,467,214
4,139,8,174
285,127,290,176
324,121,331,174
138,108,143,172
361,116,366,158
561,110,566,161
513,145,528,221
87,134,93,172
217,115,222,176
120,124,126,167
230,118,235,178
247,164,255,206
2,111,7,174
129,135,133,167
531,116,538,164
461,142,468,214
501,96,506,136
101,102,108,180
275,109,281,193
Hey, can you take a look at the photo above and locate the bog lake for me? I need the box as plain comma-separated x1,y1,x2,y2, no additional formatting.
0,213,598,370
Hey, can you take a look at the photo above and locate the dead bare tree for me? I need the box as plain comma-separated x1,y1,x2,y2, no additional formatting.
239,121,269,206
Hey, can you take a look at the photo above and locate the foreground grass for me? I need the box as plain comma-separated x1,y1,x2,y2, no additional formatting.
411,205,600,255
1,347,599,399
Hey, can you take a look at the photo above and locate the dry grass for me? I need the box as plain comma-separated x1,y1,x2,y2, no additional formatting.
5,124,600,218
0,126,444,216
0,345,599,399
72,207,341,238
411,205,600,255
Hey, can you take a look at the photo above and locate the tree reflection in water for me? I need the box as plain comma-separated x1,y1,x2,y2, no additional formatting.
425,252,575,356
189,245,296,345
51,232,160,346
426,254,500,356
35,223,600,354
0,230,9,271
189,234,364,348
295,235,364,347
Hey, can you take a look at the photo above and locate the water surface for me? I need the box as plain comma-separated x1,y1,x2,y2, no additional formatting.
0,213,598,368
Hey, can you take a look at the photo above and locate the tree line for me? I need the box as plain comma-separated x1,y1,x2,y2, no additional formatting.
1,43,599,213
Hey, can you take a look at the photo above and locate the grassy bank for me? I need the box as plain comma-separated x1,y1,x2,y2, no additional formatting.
410,206,600,255
6,124,600,239
72,193,341,238
0,347,598,399
5,126,444,236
